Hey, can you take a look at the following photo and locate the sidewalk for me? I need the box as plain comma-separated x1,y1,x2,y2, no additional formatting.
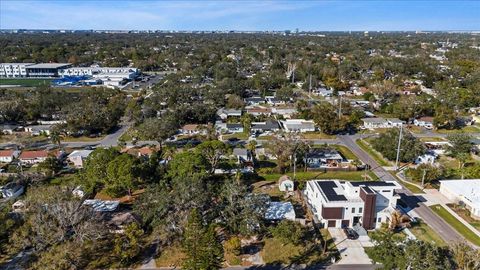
421,189,480,238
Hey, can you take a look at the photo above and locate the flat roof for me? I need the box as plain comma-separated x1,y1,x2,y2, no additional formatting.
440,179,480,207
350,181,397,187
26,63,71,69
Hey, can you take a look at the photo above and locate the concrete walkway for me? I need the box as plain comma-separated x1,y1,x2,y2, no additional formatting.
421,189,480,238
328,228,373,265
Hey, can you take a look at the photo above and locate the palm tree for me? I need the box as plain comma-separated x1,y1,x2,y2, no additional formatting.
50,130,61,148
389,211,403,231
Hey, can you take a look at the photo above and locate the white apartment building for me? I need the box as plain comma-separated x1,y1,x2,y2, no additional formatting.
0,63,34,78
304,180,401,229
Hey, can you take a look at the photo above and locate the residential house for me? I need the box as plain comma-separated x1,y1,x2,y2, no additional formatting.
414,117,434,129
425,141,451,155
215,122,244,134
278,175,294,192
179,124,205,135
439,179,480,220
304,148,344,168
25,125,53,136
232,148,253,165
122,146,157,158
304,180,401,229
67,150,93,168
265,201,296,221
18,150,49,165
246,106,272,117
265,96,286,106
313,88,333,97
362,118,388,129
386,118,405,128
281,119,315,132
0,150,20,163
415,152,437,165
353,87,370,96
0,182,24,200
272,107,297,119
251,120,280,134
216,108,242,120
244,96,265,106
0,124,20,135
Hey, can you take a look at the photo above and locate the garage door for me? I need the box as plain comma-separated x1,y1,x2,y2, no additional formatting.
341,220,350,228
327,220,336,227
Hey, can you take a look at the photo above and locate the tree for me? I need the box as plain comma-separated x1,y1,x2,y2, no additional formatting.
37,156,62,178
447,133,472,158
406,164,443,185
269,220,305,245
240,114,253,135
80,148,120,194
434,105,457,129
105,153,141,196
49,129,61,147
264,134,305,173
224,236,241,256
137,115,179,149
182,209,223,270
311,102,339,135
451,242,480,270
195,140,231,174
226,94,244,109
113,222,144,264
276,86,293,102
372,129,426,163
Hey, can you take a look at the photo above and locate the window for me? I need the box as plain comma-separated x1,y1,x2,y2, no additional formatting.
359,207,363,213
377,217,382,223
351,207,355,213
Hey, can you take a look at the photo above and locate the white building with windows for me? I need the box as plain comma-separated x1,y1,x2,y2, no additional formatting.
439,179,480,220
304,180,401,229
0,63,34,78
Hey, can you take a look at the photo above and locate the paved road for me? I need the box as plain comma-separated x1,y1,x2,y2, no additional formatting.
337,135,467,246
139,265,380,270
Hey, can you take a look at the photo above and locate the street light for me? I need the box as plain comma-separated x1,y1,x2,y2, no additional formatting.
394,124,403,171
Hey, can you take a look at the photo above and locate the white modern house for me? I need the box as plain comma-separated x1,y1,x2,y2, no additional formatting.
439,179,480,220
281,119,315,132
304,180,401,229
361,118,405,129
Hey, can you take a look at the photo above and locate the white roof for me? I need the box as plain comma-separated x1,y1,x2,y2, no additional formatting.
26,63,71,69
68,150,94,158
440,179,480,208
265,201,296,220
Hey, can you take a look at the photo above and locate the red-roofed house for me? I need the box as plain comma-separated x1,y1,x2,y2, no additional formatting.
18,150,48,165
0,150,20,163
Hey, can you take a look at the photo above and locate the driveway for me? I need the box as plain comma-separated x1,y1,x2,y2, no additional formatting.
328,228,373,265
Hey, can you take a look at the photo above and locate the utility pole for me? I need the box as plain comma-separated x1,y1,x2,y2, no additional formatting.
338,96,343,119
309,74,312,95
421,168,427,188
395,124,403,171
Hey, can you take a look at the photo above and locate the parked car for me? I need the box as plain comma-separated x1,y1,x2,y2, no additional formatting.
343,227,359,240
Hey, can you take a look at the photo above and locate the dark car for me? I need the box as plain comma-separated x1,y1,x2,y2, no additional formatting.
343,228,359,240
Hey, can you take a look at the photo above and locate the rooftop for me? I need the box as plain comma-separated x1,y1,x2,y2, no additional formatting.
19,150,48,159
440,179,480,208
26,63,71,69
264,201,295,220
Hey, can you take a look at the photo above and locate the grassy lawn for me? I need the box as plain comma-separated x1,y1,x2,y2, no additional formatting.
257,170,376,182
447,204,480,232
419,137,446,142
409,221,446,246
301,132,336,140
329,144,357,160
407,126,425,134
0,78,52,87
61,135,105,142
222,132,249,140
436,125,480,134
261,236,326,265
155,244,186,267
400,180,425,194
429,204,480,246
356,139,390,166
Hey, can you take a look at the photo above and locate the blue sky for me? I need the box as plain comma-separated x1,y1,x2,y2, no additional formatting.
1,1,479,31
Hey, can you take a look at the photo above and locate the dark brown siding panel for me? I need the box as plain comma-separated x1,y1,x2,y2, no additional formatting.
322,206,343,219
360,187,376,230
341,220,350,228
327,220,336,227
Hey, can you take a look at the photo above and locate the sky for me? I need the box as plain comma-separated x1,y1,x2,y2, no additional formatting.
0,0,479,31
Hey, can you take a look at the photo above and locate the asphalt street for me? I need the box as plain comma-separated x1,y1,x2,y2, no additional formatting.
337,135,467,246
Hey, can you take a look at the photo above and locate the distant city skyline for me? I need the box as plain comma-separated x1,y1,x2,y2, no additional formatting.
1,0,479,31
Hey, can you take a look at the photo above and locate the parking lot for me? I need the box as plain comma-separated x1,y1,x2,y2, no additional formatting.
328,228,373,265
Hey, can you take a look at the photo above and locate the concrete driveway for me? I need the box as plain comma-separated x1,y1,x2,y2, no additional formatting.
328,228,373,265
